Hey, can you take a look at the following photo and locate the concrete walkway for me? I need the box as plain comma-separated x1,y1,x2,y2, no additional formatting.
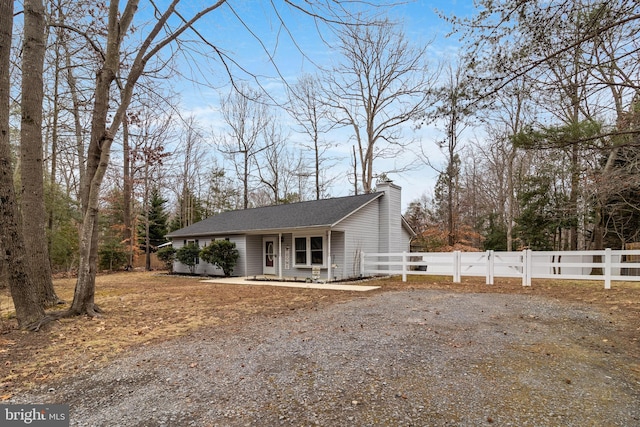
201,276,381,292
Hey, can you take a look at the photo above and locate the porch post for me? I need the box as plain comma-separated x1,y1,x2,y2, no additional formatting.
327,230,332,282
278,233,283,279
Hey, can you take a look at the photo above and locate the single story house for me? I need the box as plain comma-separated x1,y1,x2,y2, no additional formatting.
166,181,414,281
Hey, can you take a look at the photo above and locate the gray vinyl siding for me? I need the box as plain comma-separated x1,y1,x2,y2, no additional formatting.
329,231,346,281
245,234,263,276
230,236,247,277
335,200,380,278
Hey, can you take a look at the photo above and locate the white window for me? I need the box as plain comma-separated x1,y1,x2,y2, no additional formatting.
294,235,325,267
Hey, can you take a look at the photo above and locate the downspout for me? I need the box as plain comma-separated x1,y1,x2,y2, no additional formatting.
327,229,332,282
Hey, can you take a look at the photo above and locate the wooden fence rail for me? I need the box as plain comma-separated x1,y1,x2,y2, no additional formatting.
361,249,640,289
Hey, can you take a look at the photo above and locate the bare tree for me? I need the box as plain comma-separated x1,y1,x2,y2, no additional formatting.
286,73,337,200
61,1,231,317
424,60,472,246
257,119,288,204
219,84,269,209
127,94,174,270
453,1,640,103
323,19,435,192
478,78,533,251
200,161,241,216
170,115,207,230
20,0,61,306
0,0,47,328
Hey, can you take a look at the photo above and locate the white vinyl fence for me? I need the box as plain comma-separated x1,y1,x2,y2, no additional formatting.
361,249,640,289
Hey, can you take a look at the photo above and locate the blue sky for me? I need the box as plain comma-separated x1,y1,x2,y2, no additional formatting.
164,1,478,210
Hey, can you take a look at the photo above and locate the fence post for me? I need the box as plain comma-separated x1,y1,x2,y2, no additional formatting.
486,250,494,285
526,249,532,286
360,251,365,277
521,249,532,286
604,248,611,290
402,251,407,282
453,251,461,283
521,250,527,286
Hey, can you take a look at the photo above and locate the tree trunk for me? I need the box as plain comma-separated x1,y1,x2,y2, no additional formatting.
506,147,515,251
64,44,86,201
69,1,124,317
314,135,320,200
123,118,133,268
0,0,47,328
352,146,358,195
69,0,146,316
48,15,62,248
70,95,115,316
144,161,151,271
20,0,59,307
569,142,579,250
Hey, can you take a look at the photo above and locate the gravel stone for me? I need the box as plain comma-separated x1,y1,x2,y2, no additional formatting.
10,290,640,426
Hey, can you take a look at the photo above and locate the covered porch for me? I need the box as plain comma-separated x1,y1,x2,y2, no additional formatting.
245,229,347,282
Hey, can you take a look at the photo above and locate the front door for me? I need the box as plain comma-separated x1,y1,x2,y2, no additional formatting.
263,238,277,275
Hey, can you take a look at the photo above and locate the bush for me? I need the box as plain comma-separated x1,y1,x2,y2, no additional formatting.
200,240,239,277
157,246,177,272
176,242,200,274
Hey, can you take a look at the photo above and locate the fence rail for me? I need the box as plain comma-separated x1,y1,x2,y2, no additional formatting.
361,249,640,289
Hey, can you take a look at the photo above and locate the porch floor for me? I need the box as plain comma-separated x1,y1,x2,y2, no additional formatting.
200,276,380,292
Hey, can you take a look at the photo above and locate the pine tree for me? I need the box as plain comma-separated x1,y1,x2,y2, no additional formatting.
142,188,169,251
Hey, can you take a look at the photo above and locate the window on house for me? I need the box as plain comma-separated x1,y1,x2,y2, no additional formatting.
294,235,325,266
310,237,323,264
295,237,307,265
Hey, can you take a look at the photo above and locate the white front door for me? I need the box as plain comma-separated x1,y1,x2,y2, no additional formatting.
263,238,277,275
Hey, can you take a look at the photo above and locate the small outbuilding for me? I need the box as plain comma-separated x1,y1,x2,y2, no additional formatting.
166,181,413,281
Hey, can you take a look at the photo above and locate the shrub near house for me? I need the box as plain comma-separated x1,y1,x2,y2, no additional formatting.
200,240,239,277
176,242,200,274
157,246,177,272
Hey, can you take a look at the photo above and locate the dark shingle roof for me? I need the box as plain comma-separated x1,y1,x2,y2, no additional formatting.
166,192,382,238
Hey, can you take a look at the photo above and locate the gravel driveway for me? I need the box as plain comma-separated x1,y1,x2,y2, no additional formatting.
12,289,640,426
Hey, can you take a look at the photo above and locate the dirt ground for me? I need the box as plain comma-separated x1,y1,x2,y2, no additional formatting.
1,271,639,401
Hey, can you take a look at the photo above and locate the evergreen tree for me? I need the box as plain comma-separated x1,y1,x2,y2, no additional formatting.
141,188,169,252
483,213,508,251
98,188,129,270
515,174,568,250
